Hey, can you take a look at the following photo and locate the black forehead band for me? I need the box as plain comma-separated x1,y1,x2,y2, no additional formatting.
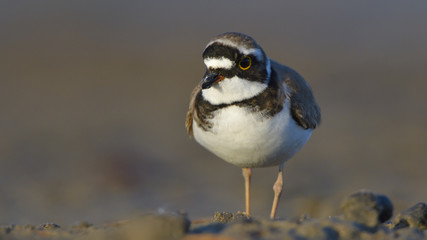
202,43,255,61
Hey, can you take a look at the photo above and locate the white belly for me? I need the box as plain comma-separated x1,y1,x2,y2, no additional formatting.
193,101,312,168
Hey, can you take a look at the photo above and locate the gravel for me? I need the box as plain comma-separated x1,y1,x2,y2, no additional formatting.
0,190,425,240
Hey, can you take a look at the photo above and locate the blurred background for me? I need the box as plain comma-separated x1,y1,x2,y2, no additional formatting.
1,0,426,225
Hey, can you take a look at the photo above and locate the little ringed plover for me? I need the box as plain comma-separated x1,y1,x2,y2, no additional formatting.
186,32,321,219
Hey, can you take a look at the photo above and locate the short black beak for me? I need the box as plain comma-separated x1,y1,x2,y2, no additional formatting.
202,72,225,89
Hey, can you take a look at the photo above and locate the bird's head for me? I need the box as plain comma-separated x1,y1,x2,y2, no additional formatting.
201,32,272,105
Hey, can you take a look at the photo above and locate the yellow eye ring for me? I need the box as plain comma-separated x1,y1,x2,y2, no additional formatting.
238,56,252,70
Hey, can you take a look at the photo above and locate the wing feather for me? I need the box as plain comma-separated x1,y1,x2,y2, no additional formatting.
185,83,202,136
271,60,321,129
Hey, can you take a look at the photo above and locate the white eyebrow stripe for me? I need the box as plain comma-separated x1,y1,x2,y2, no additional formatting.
206,39,264,61
204,57,235,69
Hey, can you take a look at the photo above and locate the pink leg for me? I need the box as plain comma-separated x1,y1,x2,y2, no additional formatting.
242,168,252,216
270,163,284,219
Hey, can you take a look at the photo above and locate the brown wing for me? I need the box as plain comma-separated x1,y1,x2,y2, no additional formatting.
185,83,202,136
271,60,321,129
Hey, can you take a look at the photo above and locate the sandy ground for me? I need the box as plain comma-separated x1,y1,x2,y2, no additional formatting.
1,190,426,239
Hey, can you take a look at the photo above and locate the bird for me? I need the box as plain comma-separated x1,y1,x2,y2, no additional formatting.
185,32,321,219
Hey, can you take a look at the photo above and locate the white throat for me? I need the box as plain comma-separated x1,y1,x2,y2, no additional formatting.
202,76,268,105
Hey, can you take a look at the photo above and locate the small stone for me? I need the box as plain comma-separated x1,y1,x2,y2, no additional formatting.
233,211,251,222
212,212,251,224
392,202,427,230
213,212,234,223
340,190,393,228
38,223,60,230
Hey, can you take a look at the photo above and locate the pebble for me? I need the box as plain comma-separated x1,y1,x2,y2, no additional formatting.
212,211,251,224
340,190,393,228
38,223,61,230
392,202,427,230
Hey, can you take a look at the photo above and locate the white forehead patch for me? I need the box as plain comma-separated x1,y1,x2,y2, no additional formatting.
206,39,264,61
204,57,235,70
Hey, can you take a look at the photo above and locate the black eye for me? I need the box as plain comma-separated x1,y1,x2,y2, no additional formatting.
238,56,252,70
